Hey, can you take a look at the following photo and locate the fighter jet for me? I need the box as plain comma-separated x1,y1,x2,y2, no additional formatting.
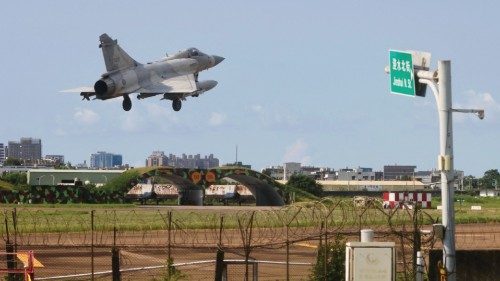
62,33,224,111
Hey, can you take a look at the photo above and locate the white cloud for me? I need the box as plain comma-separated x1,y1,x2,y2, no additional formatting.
53,128,68,136
144,103,180,124
121,110,143,132
74,108,100,125
209,112,226,126
283,139,311,165
250,104,299,129
251,104,263,112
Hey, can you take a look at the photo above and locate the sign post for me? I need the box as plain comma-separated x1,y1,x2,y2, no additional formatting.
389,50,415,97
386,51,484,280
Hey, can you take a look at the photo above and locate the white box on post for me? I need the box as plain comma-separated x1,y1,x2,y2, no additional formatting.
346,242,396,281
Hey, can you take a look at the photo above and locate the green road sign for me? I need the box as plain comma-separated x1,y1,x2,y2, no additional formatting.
389,50,415,96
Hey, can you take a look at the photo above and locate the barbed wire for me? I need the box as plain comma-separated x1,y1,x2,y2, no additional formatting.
2,199,499,280
1,200,496,250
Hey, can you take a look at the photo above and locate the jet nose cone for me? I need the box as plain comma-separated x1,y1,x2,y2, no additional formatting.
212,55,225,66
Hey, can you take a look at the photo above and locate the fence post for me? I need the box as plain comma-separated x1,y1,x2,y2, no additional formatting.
215,215,225,281
5,242,16,281
167,210,172,279
238,211,255,281
111,226,121,281
12,208,17,254
7,209,18,281
284,208,301,281
91,210,95,281
324,222,328,281
214,248,225,281
416,251,424,281
319,221,326,280
246,212,255,281
112,248,120,279
286,226,289,281
413,206,422,275
253,261,258,281
4,211,13,281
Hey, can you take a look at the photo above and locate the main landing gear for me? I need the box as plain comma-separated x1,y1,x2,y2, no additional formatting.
122,95,132,111
172,98,182,111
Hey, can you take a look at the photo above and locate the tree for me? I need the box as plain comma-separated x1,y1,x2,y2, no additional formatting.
3,158,22,166
102,170,141,193
480,169,500,189
310,235,346,281
286,174,323,196
463,175,478,189
0,172,27,185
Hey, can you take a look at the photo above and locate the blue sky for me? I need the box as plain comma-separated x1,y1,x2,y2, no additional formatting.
0,1,498,176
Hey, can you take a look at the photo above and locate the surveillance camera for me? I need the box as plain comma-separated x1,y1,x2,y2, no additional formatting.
477,110,484,120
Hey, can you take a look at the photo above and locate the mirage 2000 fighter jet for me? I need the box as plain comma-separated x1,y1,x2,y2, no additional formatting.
63,33,224,111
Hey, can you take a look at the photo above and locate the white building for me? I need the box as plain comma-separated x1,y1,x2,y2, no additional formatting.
283,162,301,180
428,170,464,190
44,155,65,165
261,166,284,180
337,167,376,181
479,189,500,197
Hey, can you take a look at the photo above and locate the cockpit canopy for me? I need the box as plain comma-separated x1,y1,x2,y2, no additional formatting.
168,48,206,60
189,48,199,57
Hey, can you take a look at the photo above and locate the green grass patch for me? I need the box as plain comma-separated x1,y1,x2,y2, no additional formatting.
0,180,14,190
0,196,498,235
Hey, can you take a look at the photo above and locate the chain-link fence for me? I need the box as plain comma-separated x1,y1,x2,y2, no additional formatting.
1,198,499,280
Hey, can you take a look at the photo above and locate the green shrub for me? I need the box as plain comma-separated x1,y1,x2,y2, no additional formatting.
287,174,323,197
310,234,346,281
101,170,140,194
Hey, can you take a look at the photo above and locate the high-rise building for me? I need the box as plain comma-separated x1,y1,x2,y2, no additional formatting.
112,155,122,167
146,151,169,167
0,143,5,165
166,153,219,169
90,151,123,169
383,165,416,180
7,138,42,162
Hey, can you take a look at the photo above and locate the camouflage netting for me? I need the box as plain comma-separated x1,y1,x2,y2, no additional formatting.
0,186,125,204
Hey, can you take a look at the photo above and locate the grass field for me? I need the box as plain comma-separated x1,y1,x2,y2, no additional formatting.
0,195,498,234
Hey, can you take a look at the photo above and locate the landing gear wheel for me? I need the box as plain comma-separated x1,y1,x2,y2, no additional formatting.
172,99,182,111
122,95,132,111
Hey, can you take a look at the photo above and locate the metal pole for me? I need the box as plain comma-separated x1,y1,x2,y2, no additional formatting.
416,251,424,281
168,211,172,262
438,60,456,280
91,210,95,281
286,226,289,281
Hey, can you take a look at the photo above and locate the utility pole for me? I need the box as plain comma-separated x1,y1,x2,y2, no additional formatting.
437,61,456,279
387,52,484,280
418,61,484,281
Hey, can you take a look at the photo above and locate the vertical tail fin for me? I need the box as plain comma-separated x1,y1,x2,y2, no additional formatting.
99,33,139,72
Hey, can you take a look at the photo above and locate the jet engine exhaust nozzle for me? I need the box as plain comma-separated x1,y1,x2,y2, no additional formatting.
94,79,115,96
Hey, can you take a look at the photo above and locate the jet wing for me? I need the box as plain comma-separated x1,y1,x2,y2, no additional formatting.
60,87,95,93
137,74,197,94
